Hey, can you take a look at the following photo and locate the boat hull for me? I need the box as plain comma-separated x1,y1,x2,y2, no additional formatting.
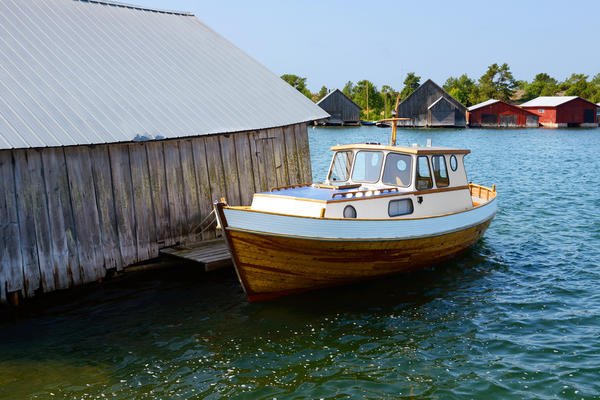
217,201,496,301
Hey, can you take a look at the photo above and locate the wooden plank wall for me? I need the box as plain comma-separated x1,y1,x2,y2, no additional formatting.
0,123,311,303
317,90,361,122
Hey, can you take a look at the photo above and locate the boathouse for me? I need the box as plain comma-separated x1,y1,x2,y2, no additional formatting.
520,96,598,128
468,99,539,128
316,89,361,126
0,0,327,305
395,80,467,128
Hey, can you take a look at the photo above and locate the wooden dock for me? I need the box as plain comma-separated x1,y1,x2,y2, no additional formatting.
159,239,232,271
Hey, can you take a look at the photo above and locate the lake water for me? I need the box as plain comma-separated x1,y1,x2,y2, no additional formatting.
1,126,600,399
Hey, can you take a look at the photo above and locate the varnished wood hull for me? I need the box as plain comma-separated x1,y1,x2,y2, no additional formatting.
222,218,493,301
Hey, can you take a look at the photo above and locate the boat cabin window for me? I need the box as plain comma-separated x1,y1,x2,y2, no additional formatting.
432,155,450,188
382,153,412,187
351,151,383,183
388,199,413,217
449,155,458,171
416,156,433,190
329,151,353,182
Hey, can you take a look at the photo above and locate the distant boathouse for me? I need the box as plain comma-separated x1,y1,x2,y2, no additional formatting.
396,80,467,128
316,89,361,126
468,99,539,128
0,0,327,304
520,96,598,128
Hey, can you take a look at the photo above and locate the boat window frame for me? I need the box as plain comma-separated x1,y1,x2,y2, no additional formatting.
415,156,434,190
381,152,413,188
388,198,414,217
449,155,458,171
328,150,354,183
350,150,385,183
431,155,450,188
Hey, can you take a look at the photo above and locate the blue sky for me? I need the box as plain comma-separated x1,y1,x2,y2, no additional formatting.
136,0,599,92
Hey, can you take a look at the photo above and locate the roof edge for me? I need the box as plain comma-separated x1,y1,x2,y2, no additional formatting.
77,0,195,16
317,89,362,110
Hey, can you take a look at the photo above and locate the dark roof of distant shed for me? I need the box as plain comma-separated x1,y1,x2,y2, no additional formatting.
398,79,467,111
0,0,328,150
317,89,361,110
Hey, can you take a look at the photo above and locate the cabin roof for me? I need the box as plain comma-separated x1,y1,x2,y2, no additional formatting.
330,143,470,155
0,0,328,150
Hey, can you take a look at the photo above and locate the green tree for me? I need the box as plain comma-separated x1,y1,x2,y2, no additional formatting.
590,73,600,103
400,72,421,100
351,80,383,120
562,73,592,99
380,85,398,119
280,74,312,98
443,74,477,106
313,85,329,102
342,81,354,98
522,73,558,101
477,63,516,102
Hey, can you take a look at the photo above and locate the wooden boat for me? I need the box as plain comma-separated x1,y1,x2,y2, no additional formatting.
215,118,497,301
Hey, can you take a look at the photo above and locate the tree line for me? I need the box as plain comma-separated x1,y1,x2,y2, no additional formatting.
281,65,600,121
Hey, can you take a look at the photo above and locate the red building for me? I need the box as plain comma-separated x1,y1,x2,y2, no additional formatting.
468,99,539,128
520,96,598,128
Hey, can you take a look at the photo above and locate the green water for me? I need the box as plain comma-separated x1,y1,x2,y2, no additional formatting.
1,126,600,399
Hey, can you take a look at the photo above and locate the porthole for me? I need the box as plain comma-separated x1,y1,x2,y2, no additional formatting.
343,205,357,218
450,155,458,171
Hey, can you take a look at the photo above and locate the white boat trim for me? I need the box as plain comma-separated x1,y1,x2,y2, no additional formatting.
223,198,497,241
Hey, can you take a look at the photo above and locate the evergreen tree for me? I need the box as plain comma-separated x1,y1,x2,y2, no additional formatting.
563,73,592,99
443,74,477,106
313,85,329,102
380,85,398,119
280,74,312,98
400,72,420,100
342,81,354,98
477,63,516,102
522,73,558,101
352,80,383,120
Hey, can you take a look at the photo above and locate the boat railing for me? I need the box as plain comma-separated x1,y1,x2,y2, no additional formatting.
469,183,497,202
270,183,312,192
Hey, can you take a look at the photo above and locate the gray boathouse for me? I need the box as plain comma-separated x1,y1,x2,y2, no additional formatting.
316,89,361,126
0,0,327,304
396,80,467,128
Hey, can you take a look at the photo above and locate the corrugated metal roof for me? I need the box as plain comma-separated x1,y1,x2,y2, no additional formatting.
520,96,579,108
0,0,328,150
468,99,499,111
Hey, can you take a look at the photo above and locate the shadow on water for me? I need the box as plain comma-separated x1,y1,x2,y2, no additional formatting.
0,238,505,342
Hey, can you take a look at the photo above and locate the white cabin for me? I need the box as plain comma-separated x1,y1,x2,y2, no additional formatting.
250,143,477,220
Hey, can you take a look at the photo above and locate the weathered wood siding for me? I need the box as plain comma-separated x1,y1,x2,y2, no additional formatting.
317,90,361,123
0,123,311,303
396,80,467,128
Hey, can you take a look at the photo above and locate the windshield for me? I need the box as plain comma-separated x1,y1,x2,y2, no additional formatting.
351,151,384,183
328,151,353,183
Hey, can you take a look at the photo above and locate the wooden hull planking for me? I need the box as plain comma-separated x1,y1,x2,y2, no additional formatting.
225,218,493,301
